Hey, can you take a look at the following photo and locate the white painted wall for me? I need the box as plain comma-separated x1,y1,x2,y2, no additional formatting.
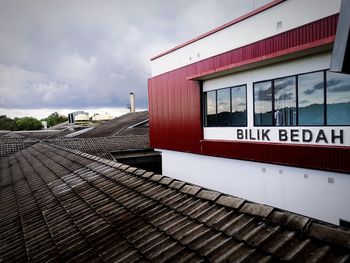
151,0,341,76
160,149,350,225
203,52,350,146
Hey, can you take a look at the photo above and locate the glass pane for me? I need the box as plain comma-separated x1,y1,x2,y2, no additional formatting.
254,81,273,126
217,88,231,126
231,85,247,126
298,71,324,125
205,91,216,127
326,71,350,125
274,77,297,126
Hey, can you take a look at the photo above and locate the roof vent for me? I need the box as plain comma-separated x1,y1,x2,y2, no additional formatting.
276,21,283,30
129,92,135,113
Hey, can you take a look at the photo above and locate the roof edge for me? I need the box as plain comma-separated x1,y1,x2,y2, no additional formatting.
150,0,286,61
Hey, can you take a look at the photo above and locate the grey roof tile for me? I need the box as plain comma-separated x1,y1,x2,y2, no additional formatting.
196,189,221,201
45,134,150,160
1,142,349,263
307,222,350,249
240,202,274,218
133,169,146,176
180,184,202,196
126,167,138,173
268,210,310,231
141,171,154,179
168,180,186,189
159,177,173,186
149,174,163,182
215,195,245,209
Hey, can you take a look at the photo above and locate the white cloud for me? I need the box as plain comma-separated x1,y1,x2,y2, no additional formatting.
0,64,44,106
0,107,146,120
57,54,97,85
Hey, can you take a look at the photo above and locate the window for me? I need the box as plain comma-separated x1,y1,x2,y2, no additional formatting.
217,88,230,126
232,85,247,126
253,69,350,127
254,81,273,126
298,71,324,126
205,91,217,127
326,71,350,125
274,76,297,126
204,85,247,127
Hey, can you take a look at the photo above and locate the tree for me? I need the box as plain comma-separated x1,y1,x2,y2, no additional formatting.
16,117,43,130
0,115,17,130
43,112,68,127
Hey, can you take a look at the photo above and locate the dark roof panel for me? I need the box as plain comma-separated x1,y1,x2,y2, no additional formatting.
46,134,150,160
75,111,148,138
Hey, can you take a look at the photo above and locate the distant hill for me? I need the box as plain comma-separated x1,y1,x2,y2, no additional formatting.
299,102,350,125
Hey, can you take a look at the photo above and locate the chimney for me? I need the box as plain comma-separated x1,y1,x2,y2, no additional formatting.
130,92,135,112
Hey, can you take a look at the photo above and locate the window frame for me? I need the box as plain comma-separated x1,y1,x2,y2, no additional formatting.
253,69,350,127
217,87,232,127
273,75,297,126
253,79,274,127
296,70,326,127
204,90,218,127
203,84,248,127
231,84,248,127
325,70,350,126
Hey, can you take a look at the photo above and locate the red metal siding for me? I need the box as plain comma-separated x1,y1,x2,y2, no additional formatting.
188,15,338,79
148,14,348,172
201,140,350,173
148,72,203,153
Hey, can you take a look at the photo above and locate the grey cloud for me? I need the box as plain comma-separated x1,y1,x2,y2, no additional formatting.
274,78,295,91
219,101,229,107
255,86,272,101
0,0,271,111
303,81,324,95
277,92,294,101
299,99,310,105
328,85,350,93
327,78,343,88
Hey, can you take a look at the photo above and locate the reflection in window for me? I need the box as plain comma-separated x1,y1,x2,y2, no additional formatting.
274,77,296,126
231,85,247,126
217,88,231,126
205,91,216,126
298,71,324,125
326,71,350,125
254,81,273,126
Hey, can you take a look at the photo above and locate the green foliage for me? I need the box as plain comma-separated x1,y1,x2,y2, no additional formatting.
0,112,67,131
42,112,68,127
16,117,43,131
0,115,17,130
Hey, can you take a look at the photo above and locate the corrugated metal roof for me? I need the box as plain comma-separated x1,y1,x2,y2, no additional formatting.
75,111,148,138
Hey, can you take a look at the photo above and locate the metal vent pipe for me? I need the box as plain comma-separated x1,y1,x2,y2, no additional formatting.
130,92,135,112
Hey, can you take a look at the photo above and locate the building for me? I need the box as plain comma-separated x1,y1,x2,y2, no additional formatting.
148,0,350,226
74,113,90,126
68,111,89,124
91,113,113,123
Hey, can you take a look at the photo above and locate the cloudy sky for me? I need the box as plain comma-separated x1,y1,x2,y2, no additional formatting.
0,0,271,119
